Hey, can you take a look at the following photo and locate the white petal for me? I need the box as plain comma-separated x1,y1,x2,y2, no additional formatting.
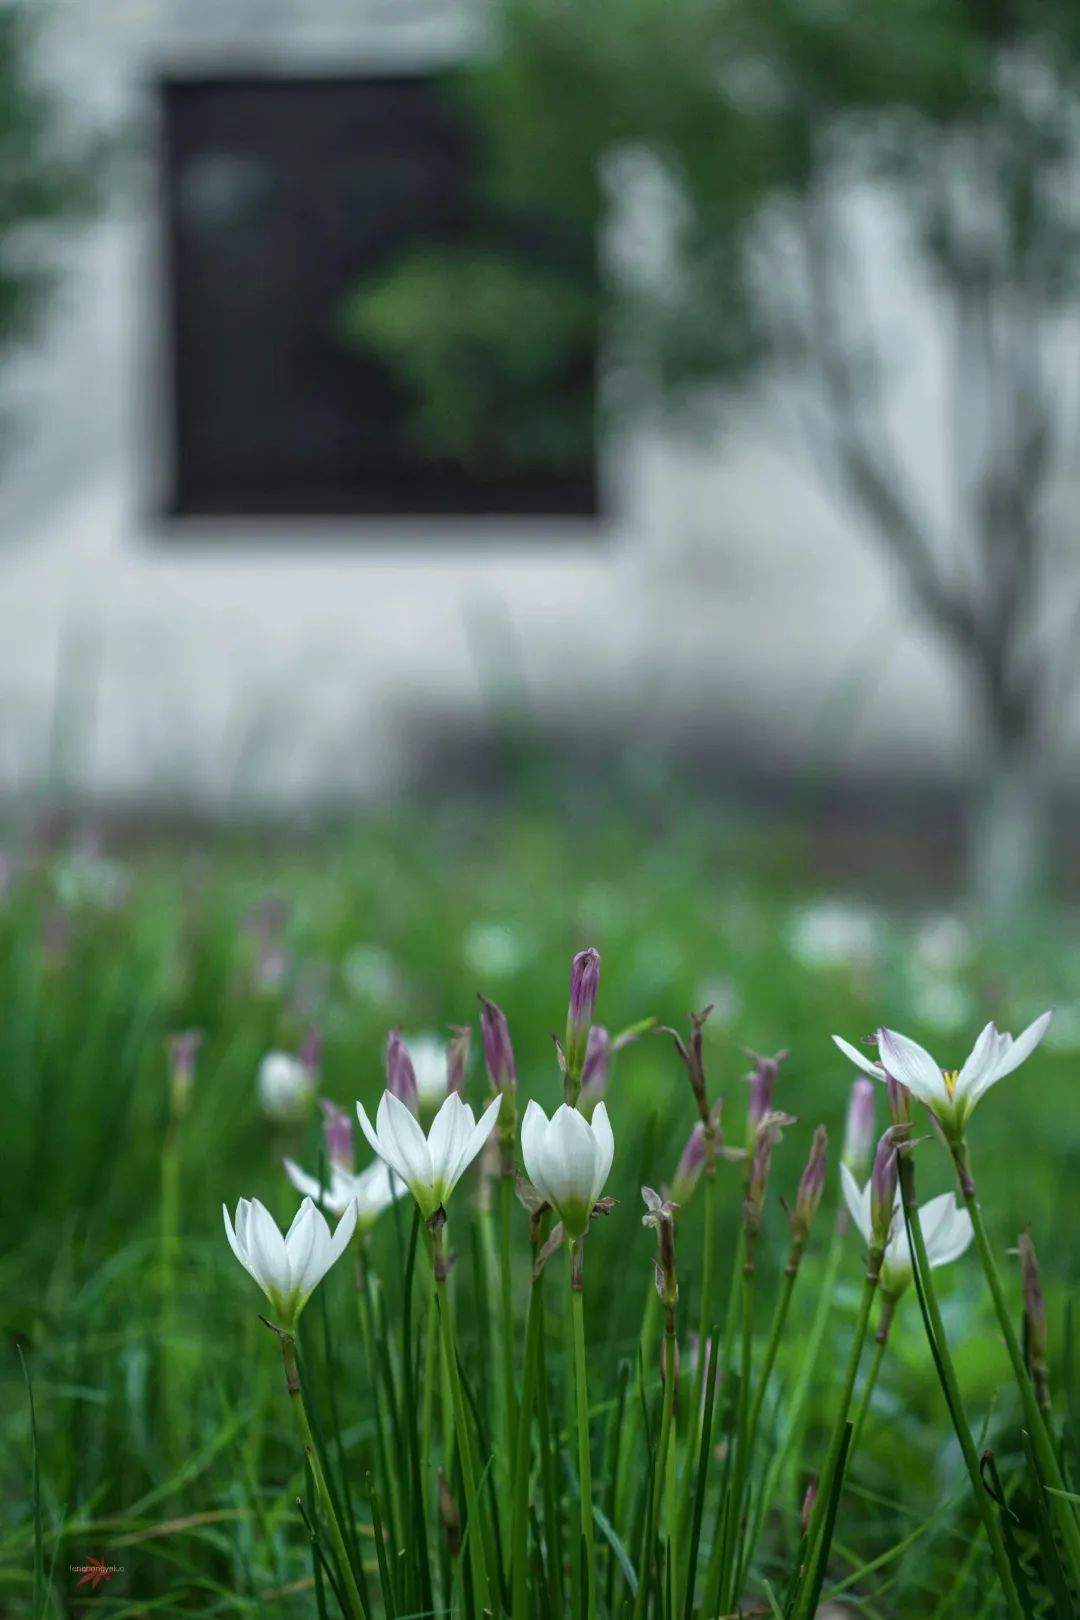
325,1199,359,1272
978,1010,1053,1098
293,1203,336,1298
283,1159,324,1205
588,1101,615,1204
840,1163,872,1245
541,1104,600,1210
521,1099,554,1204
954,1022,1002,1099
877,1028,951,1108
356,1099,408,1178
832,1035,885,1080
445,1094,502,1197
224,1202,260,1285
378,1091,434,1188
247,1199,288,1297
352,1158,405,1217
283,1198,324,1288
921,1195,973,1268
428,1092,471,1184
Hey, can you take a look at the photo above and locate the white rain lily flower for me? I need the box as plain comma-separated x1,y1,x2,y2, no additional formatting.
257,1050,315,1122
840,1164,972,1297
357,1089,502,1219
223,1196,357,1328
283,1156,405,1226
832,1011,1052,1137
520,1100,614,1241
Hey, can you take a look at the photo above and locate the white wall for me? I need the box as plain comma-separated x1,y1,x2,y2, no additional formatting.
5,0,1072,816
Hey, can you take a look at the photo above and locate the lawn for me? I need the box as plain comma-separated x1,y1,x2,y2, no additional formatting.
4,804,1079,1617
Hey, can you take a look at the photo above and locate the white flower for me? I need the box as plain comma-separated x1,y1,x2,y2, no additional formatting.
357,1089,502,1219
257,1051,314,1122
283,1156,405,1226
833,1011,1052,1136
406,1032,449,1102
223,1196,356,1328
520,1100,614,1241
840,1165,972,1297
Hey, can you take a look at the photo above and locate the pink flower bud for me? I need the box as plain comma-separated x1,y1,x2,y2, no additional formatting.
479,996,516,1095
746,1050,788,1148
794,1125,828,1237
566,947,601,1081
385,1028,418,1112
886,1073,912,1128
842,1077,875,1177
869,1130,899,1249
671,1122,706,1205
320,1099,354,1171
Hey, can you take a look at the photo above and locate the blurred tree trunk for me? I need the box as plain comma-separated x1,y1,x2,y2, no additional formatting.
968,673,1046,930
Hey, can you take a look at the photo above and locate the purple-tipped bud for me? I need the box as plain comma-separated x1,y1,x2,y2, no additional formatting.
446,1024,471,1096
746,1111,796,1238
869,1130,899,1249
566,947,602,1086
385,1028,418,1112
745,1050,788,1149
842,1077,876,1177
479,996,516,1095
320,1099,354,1171
885,1072,912,1128
300,1027,323,1080
793,1125,828,1239
167,1029,202,1121
671,1122,707,1206
580,1026,611,1109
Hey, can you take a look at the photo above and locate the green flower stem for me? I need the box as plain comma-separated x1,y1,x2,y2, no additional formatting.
569,1240,598,1620
280,1334,368,1620
500,1172,519,1457
615,1279,660,1530
957,1141,1080,1584
632,1318,676,1620
355,1262,402,1547
745,1220,844,1569
848,1293,893,1459
690,1164,717,1424
511,1266,544,1620
719,1239,756,1611
159,1128,183,1451
435,1272,494,1613
793,1254,880,1620
899,1157,1027,1620
745,1238,802,1459
420,1284,440,1510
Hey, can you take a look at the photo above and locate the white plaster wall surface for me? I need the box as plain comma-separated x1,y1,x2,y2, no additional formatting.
3,0,1064,815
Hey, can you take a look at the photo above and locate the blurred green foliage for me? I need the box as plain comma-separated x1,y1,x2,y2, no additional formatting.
2,807,1078,1611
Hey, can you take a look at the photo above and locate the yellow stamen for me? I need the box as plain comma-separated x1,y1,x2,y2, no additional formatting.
943,1069,959,1099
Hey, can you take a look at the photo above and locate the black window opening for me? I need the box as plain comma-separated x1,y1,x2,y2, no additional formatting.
161,74,599,519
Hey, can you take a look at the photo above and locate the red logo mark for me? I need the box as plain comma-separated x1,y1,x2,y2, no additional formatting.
74,1557,115,1590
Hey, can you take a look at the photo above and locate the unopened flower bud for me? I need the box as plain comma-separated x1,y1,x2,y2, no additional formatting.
869,1130,899,1251
320,1099,354,1171
663,1007,713,1125
580,1026,611,1112
437,1466,461,1557
670,1122,706,1207
885,1072,912,1128
566,947,602,1086
745,1111,796,1241
842,1078,875,1178
745,1050,788,1148
479,996,516,1096
792,1125,828,1241
167,1029,201,1122
446,1024,471,1096
1019,1227,1050,1410
384,1029,418,1113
